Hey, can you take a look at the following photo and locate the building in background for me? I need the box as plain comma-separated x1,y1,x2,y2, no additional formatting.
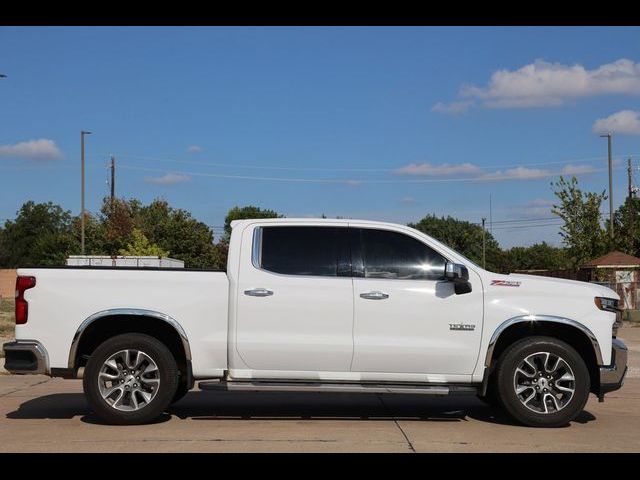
582,251,640,310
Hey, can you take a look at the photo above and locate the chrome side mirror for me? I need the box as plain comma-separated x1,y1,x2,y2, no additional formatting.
445,262,472,294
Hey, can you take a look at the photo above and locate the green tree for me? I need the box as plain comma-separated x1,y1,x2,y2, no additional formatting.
502,242,570,272
551,176,608,267
408,214,504,271
0,201,76,267
118,228,169,257
136,199,222,269
99,197,137,254
223,205,283,240
614,196,640,258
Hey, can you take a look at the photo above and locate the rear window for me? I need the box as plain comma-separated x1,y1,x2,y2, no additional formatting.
258,226,348,277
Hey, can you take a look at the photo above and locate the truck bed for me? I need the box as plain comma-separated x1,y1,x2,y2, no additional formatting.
15,267,230,379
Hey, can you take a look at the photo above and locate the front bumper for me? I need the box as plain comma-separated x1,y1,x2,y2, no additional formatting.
2,340,49,375
598,338,627,399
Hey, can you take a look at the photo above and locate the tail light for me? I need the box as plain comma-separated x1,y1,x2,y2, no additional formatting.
15,276,36,325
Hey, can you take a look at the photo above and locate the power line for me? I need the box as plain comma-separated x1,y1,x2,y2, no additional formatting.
96,152,626,173
118,163,624,185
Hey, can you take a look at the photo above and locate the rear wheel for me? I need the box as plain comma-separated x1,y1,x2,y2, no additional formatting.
495,336,590,427
83,333,179,425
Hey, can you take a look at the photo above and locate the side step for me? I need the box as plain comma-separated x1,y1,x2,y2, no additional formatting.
198,380,478,396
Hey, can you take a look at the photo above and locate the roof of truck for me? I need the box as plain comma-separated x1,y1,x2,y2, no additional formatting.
230,218,403,228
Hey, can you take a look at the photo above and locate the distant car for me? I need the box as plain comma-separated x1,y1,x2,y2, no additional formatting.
3,218,627,427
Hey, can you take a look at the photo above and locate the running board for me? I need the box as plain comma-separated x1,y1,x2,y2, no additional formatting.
198,380,478,396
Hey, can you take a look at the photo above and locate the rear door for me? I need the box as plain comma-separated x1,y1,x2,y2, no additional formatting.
235,224,354,373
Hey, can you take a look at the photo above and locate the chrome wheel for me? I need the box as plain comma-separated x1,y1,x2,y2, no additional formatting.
513,351,575,414
98,349,160,411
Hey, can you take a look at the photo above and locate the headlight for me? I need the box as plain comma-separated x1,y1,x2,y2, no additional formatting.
595,297,622,337
594,297,619,312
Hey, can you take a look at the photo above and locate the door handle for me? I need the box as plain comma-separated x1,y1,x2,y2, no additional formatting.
360,291,389,300
244,288,274,297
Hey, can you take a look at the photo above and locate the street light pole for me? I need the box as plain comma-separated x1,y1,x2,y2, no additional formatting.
600,133,614,240
80,131,92,255
481,217,486,269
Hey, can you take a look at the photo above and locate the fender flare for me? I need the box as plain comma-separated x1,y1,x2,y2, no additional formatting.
484,314,603,368
68,308,192,369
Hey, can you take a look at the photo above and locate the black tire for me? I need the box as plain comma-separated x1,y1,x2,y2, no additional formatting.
83,333,179,425
495,336,590,427
172,380,190,404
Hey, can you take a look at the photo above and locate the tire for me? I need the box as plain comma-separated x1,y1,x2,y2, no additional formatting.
83,333,179,425
172,380,190,404
495,336,590,427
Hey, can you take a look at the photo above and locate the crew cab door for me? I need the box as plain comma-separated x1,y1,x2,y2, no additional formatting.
234,224,354,373
350,225,483,377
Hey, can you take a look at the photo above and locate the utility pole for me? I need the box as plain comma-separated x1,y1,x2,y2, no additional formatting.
600,133,614,240
489,194,493,234
80,131,92,255
481,217,486,269
628,158,633,201
110,155,116,208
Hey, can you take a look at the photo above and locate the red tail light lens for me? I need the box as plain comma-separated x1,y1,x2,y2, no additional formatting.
15,276,36,325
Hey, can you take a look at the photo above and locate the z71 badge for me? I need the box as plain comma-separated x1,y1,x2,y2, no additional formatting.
491,280,521,287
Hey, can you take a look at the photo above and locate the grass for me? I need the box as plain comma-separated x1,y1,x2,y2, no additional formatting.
0,298,15,358
625,309,640,324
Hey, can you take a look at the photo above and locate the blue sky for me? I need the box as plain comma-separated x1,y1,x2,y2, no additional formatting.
1,26,639,247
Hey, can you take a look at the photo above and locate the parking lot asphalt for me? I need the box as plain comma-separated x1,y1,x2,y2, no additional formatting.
2,326,639,453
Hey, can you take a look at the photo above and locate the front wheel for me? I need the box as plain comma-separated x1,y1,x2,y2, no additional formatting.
83,333,179,425
495,336,590,427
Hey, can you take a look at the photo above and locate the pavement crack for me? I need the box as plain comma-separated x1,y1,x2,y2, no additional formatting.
0,378,52,398
376,393,416,453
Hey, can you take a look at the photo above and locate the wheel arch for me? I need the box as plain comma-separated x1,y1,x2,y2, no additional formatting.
68,309,192,375
482,315,603,394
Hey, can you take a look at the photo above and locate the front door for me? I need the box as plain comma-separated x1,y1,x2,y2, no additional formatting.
235,224,354,373
350,226,483,376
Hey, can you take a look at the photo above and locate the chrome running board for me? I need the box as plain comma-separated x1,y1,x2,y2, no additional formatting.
198,380,478,396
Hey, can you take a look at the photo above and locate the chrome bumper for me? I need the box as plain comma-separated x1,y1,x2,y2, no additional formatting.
2,340,49,375
598,338,627,399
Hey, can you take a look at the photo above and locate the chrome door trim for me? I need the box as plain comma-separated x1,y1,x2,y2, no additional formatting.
68,308,192,369
484,314,603,367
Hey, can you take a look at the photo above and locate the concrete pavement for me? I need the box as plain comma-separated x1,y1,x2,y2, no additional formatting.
2,326,640,452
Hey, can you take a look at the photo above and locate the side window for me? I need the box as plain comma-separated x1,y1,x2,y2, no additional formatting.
257,226,348,277
359,228,446,280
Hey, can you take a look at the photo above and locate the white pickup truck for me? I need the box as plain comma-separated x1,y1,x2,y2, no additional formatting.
3,218,627,427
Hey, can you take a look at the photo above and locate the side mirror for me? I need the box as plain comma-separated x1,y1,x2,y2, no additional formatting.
445,262,472,294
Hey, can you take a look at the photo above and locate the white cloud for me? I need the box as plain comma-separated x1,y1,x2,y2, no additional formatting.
0,138,63,160
144,172,191,185
187,145,203,153
444,58,640,109
561,164,599,175
509,198,556,219
395,162,482,176
479,166,551,181
344,180,362,187
394,161,602,183
400,197,416,204
592,110,640,135
431,100,474,114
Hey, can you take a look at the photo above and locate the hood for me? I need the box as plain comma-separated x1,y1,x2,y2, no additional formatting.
504,273,619,300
